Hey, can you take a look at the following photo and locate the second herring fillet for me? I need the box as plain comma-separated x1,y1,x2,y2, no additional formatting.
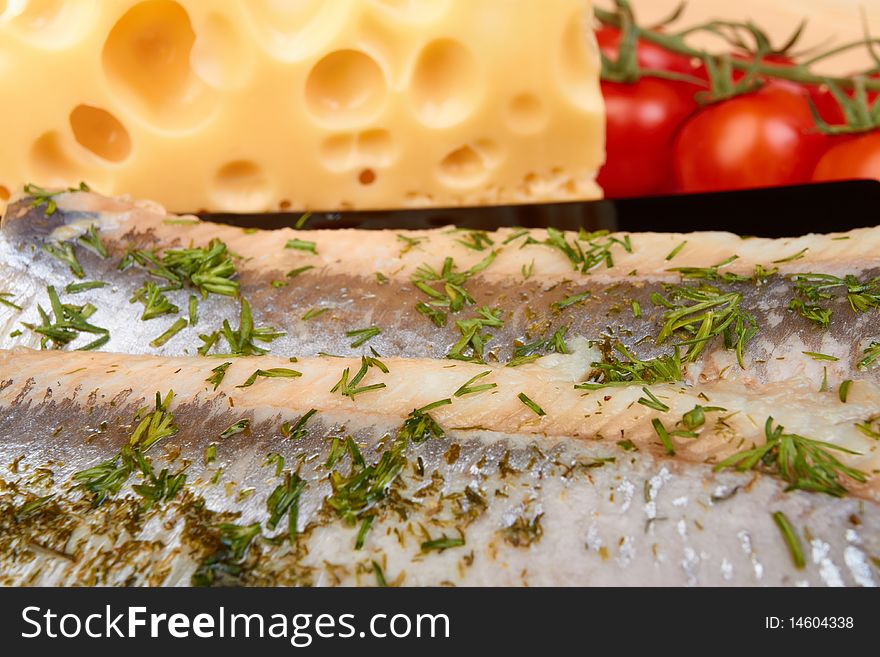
0,190,880,386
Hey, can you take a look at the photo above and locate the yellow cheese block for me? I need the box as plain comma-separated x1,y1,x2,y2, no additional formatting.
0,0,605,213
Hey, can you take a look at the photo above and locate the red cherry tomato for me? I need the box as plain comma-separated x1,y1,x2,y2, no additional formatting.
598,78,699,197
673,85,829,193
596,26,703,197
812,131,880,183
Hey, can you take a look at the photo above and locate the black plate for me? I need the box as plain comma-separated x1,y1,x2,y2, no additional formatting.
200,179,880,238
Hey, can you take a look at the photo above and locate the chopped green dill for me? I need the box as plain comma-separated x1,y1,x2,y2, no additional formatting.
346,326,381,348
236,367,302,388
553,291,591,311
204,444,218,466
188,295,198,326
191,521,262,584
503,229,531,245
294,212,312,229
72,391,176,507
131,453,187,510
266,471,306,542
330,356,388,399
43,241,84,278
397,234,426,255
9,329,22,338
375,272,389,285
411,252,495,322
77,224,108,259
455,230,494,251
415,302,447,328
220,419,250,439
527,227,630,273
653,282,757,368
517,392,545,417
772,511,805,569
665,240,688,261
302,307,328,321
681,404,726,431
790,272,880,317
501,514,544,547
447,306,503,363
372,561,387,587
577,343,682,390
522,260,535,281
0,292,22,311
130,281,179,320
399,401,450,444
631,300,641,318
64,281,106,294
23,285,109,350
281,409,317,440
616,439,637,451
24,182,89,216
788,299,833,329
858,342,880,371
802,351,839,362
421,535,465,552
120,238,239,298
355,516,373,550
202,298,284,357
206,362,231,390
651,418,675,455
714,417,867,497
15,494,55,519
285,239,317,254
287,265,314,279
150,317,187,347
855,417,880,440
454,370,497,397
772,248,809,264
839,380,853,403
638,387,669,412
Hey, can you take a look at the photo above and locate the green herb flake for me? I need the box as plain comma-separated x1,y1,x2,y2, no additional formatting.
802,351,839,362
772,511,805,569
206,362,231,390
421,535,465,553
237,368,302,388
220,419,250,439
454,370,497,398
651,418,675,455
665,240,688,261
64,281,106,294
346,326,381,348
150,317,187,348
285,239,317,254
839,380,853,403
517,392,545,417
638,387,670,413
714,417,867,497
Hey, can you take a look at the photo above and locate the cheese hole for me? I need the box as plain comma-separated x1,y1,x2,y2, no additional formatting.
559,8,599,111
102,0,216,130
505,93,548,134
29,131,80,185
210,160,274,213
190,12,253,90
411,39,480,128
319,134,355,172
0,185,9,201
70,105,132,163
358,169,376,185
279,199,292,211
438,145,489,188
305,49,387,128
357,129,393,166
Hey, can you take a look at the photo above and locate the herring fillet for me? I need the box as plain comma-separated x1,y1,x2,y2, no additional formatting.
0,348,877,587
0,190,879,388
0,189,878,587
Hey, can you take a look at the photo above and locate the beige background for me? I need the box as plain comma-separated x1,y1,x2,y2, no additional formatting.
597,0,880,74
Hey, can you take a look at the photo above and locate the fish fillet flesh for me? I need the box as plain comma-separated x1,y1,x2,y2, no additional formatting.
0,188,878,587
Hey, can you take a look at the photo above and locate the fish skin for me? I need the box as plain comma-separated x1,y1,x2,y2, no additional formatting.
0,349,877,587
1,191,879,386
